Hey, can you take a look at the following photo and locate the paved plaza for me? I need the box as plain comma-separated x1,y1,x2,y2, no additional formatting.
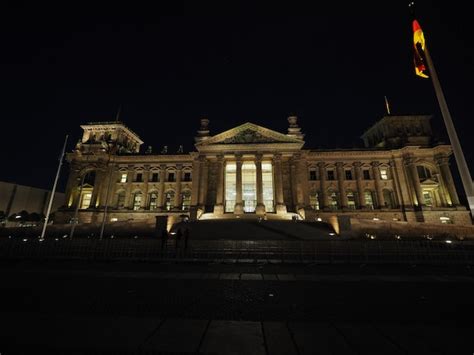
1,260,474,353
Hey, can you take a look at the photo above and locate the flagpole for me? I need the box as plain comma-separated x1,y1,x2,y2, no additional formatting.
40,135,69,240
424,42,474,217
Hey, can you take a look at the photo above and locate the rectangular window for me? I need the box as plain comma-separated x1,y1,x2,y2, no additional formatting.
327,170,335,180
309,170,317,181
242,162,257,213
136,173,143,182
380,168,388,180
225,163,236,212
151,173,159,182
80,192,92,209
168,173,175,182
184,172,191,181
423,190,433,207
363,170,371,180
345,170,353,180
120,173,127,183
262,162,274,212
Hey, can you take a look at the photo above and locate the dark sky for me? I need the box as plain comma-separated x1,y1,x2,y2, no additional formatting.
2,2,473,200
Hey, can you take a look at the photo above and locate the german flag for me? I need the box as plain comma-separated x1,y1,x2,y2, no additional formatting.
413,19,429,78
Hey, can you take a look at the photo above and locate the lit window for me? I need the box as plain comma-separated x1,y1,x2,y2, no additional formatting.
225,163,236,212
181,191,191,211
380,168,388,180
262,163,274,212
347,191,357,209
116,191,126,209
80,192,92,209
110,218,118,222
329,191,339,210
120,173,127,183
149,192,158,210
165,191,175,210
364,191,374,209
133,192,142,210
423,189,433,207
310,192,320,210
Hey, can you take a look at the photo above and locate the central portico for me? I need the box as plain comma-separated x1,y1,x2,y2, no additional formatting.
191,118,305,219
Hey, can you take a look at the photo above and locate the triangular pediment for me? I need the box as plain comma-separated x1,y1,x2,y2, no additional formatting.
196,122,303,146
420,178,439,186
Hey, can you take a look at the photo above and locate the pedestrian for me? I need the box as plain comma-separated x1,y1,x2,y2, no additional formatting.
184,228,190,250
161,229,168,251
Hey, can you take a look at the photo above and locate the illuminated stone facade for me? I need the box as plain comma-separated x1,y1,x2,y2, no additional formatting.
56,116,472,226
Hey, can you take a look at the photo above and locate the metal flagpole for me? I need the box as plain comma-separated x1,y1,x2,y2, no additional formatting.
424,42,474,217
40,135,69,240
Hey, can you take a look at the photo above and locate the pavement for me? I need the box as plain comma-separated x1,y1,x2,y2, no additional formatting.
1,260,474,354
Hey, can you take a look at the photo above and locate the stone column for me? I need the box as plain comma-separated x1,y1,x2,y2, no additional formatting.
198,157,208,209
405,158,424,207
437,155,460,206
214,155,225,215
388,160,401,208
142,165,150,209
158,164,166,209
273,154,287,214
318,162,329,209
336,162,348,209
353,162,366,208
255,154,265,215
371,161,386,208
393,157,413,209
234,154,244,214
174,164,183,209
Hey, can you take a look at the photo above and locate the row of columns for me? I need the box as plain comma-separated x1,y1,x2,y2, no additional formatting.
191,154,287,215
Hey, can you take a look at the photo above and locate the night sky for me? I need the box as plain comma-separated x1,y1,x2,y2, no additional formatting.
2,3,473,201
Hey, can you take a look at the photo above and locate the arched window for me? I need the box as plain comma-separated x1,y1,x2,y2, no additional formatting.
310,191,320,210
181,190,191,211
329,190,339,210
148,192,159,210
416,165,433,180
116,190,126,209
346,190,357,210
165,191,175,211
383,189,395,209
364,191,375,209
132,191,142,211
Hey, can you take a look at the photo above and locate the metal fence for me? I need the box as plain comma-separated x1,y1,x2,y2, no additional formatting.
1,237,474,265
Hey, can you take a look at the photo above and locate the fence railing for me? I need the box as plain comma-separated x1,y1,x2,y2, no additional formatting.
1,237,474,265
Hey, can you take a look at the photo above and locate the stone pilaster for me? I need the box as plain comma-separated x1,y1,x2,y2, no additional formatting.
353,162,366,208
234,154,244,214
189,157,201,219
142,165,150,209
124,166,135,209
65,166,80,208
392,157,413,209
214,155,225,215
198,157,208,209
158,164,166,209
405,157,424,207
336,162,348,209
318,162,329,209
273,154,287,214
174,164,183,209
372,161,386,208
